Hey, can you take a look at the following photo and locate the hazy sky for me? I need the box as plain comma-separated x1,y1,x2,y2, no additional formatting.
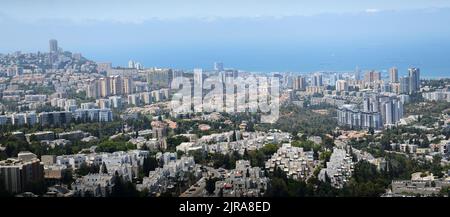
1,0,450,22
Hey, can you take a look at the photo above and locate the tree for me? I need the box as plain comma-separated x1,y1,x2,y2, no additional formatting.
265,177,289,197
111,173,139,197
218,187,224,197
62,169,74,186
77,162,91,176
323,136,335,150
261,144,278,156
368,127,375,135
440,186,450,197
142,156,158,176
205,177,218,195
341,161,389,197
231,131,237,142
431,155,444,178
243,148,249,160
101,162,108,174
320,151,332,162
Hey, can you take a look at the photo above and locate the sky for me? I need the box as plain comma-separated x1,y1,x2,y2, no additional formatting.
2,0,450,22
1,1,450,77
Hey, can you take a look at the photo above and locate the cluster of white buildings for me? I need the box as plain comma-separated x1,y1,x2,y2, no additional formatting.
265,143,316,180
72,173,115,197
51,150,149,180
0,109,113,127
208,131,291,155
215,160,268,197
136,152,197,195
128,137,163,151
422,87,450,102
175,131,291,155
319,148,354,188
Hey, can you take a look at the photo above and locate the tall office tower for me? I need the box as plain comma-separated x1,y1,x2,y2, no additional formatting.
336,80,349,92
363,97,370,112
399,76,410,94
363,95,379,112
194,68,203,85
378,96,390,124
128,60,135,69
100,77,111,97
369,96,379,113
109,76,123,95
329,73,338,86
193,68,203,112
49,39,59,65
299,76,307,90
49,39,58,53
293,76,307,91
384,100,393,125
87,80,100,99
123,77,134,95
408,68,420,93
397,100,404,121
171,70,184,89
146,68,173,90
364,71,381,83
214,62,224,71
291,76,300,90
312,73,323,87
355,66,361,81
384,98,403,126
389,67,399,83
285,74,293,89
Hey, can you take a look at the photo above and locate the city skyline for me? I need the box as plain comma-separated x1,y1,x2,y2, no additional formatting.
0,38,445,79
1,1,450,76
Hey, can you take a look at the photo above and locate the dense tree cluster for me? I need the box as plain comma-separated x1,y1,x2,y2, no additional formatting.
271,105,337,136
188,143,280,170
